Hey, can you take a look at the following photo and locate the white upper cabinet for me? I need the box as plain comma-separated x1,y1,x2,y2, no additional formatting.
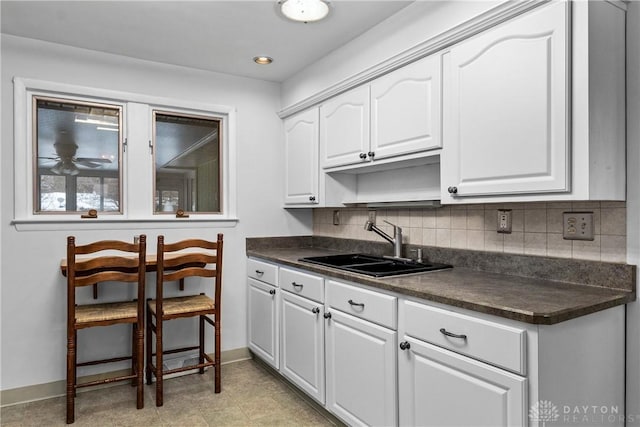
320,55,442,170
284,108,319,205
441,0,626,203
442,1,569,199
320,85,370,169
371,54,442,161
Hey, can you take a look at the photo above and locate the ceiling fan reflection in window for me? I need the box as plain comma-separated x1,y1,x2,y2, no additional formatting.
38,139,113,176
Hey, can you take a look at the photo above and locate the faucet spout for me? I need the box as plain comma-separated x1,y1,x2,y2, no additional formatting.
364,220,403,258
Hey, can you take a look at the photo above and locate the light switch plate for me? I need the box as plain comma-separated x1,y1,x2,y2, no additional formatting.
563,212,594,241
333,210,340,226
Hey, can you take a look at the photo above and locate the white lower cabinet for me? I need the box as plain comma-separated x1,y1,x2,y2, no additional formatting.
247,258,625,427
325,309,397,427
280,290,325,404
247,259,279,369
247,278,279,369
398,337,526,427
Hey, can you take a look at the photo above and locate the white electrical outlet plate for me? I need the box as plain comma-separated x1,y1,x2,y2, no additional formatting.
368,210,376,224
563,212,594,241
333,210,340,226
497,209,512,233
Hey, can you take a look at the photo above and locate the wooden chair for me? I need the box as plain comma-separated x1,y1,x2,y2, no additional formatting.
65,235,147,424
146,233,224,407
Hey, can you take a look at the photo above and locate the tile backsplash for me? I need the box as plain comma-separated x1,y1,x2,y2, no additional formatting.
313,202,627,263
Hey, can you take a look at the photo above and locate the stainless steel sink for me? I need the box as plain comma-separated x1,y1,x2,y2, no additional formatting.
299,253,452,277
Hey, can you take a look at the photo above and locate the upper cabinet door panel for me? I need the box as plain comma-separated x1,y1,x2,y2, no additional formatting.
284,108,319,205
371,55,442,160
320,85,370,169
443,1,569,198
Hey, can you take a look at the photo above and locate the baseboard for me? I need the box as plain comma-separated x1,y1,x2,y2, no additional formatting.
0,347,251,407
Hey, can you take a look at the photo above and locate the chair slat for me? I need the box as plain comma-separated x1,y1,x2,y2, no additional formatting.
163,239,219,252
162,253,216,269
75,240,141,255
163,267,217,283
75,271,142,287
75,255,140,273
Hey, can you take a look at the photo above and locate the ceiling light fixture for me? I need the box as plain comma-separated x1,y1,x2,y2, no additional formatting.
279,0,329,23
253,56,273,65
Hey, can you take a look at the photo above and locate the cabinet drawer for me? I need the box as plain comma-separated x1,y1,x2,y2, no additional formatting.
402,300,526,375
326,280,397,330
247,258,278,285
279,267,324,303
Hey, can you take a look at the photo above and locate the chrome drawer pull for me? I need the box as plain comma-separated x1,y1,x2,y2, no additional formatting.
255,270,264,275
348,299,365,308
292,282,303,289
440,328,467,340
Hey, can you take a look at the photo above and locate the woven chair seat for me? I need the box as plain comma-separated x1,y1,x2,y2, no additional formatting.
75,301,138,324
148,294,214,317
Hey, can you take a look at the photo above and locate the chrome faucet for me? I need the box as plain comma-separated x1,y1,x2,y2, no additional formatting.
364,219,403,259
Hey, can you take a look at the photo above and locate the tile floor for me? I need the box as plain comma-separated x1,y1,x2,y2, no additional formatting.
1,359,340,426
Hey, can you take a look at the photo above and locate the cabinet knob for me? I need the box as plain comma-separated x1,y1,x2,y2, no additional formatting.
399,341,411,350
309,196,316,202
269,289,276,295
311,307,320,314
367,151,375,159
447,186,458,194
359,152,367,159
323,312,332,319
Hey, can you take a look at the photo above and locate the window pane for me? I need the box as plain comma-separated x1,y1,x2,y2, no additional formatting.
153,111,221,213
34,97,121,213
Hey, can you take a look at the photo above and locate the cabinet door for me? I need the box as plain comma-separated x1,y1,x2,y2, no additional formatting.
247,278,279,369
320,85,370,168
280,291,325,404
442,1,569,199
284,108,319,205
325,310,397,427
398,337,527,427
371,55,441,160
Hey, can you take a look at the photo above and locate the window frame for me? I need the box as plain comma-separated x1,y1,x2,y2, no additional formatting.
13,77,238,230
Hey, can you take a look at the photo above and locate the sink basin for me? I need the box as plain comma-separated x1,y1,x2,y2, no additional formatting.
299,253,452,277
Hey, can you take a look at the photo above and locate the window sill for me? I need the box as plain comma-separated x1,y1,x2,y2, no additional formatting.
11,216,239,231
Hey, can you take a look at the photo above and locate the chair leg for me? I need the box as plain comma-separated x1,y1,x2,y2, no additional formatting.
215,318,221,393
66,329,76,424
136,324,144,409
199,316,205,375
155,318,163,407
145,305,152,386
131,324,137,387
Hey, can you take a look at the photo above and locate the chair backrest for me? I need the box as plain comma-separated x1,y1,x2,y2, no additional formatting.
66,235,147,311
155,233,224,306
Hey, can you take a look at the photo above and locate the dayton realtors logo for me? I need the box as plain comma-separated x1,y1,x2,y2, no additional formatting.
529,400,560,427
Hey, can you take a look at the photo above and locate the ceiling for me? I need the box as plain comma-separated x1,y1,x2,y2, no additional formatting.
1,1,413,83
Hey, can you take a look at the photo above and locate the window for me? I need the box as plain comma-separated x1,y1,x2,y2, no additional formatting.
153,111,221,214
13,78,237,228
34,97,122,213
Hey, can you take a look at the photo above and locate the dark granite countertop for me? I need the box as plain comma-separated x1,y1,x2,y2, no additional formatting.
246,237,636,325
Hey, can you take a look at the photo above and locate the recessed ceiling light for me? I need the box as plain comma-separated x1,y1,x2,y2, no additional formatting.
253,56,273,65
279,0,329,23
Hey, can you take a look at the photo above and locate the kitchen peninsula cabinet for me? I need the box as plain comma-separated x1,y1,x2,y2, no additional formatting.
320,55,441,170
283,108,320,206
441,0,626,203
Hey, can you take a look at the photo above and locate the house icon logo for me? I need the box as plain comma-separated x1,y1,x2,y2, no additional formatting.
529,400,560,426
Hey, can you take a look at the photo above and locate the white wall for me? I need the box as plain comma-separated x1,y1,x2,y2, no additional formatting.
626,0,640,421
0,35,312,391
